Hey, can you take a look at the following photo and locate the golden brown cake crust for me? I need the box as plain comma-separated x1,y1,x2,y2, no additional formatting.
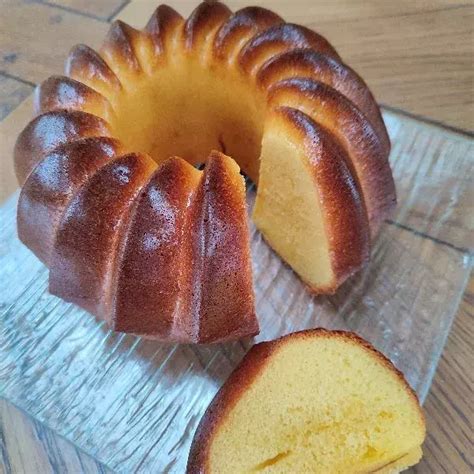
213,6,283,60
66,44,123,92
34,75,113,120
112,151,258,343
145,5,183,54
111,157,199,340
49,153,156,318
184,1,231,50
269,79,396,235
186,329,425,473
102,20,144,74
238,23,341,75
190,151,258,343
14,110,111,184
257,48,390,154
18,137,123,264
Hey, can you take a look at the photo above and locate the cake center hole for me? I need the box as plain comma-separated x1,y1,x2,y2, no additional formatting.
109,62,266,183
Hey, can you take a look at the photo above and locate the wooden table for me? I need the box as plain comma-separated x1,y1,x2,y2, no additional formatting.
0,1,472,472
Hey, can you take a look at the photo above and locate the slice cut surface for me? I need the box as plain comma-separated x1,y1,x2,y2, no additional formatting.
253,107,369,292
187,329,425,473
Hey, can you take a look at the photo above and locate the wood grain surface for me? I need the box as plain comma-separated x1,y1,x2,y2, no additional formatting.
0,1,472,473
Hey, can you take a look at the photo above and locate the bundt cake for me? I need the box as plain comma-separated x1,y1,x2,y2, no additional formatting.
14,1,395,342
187,329,426,473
